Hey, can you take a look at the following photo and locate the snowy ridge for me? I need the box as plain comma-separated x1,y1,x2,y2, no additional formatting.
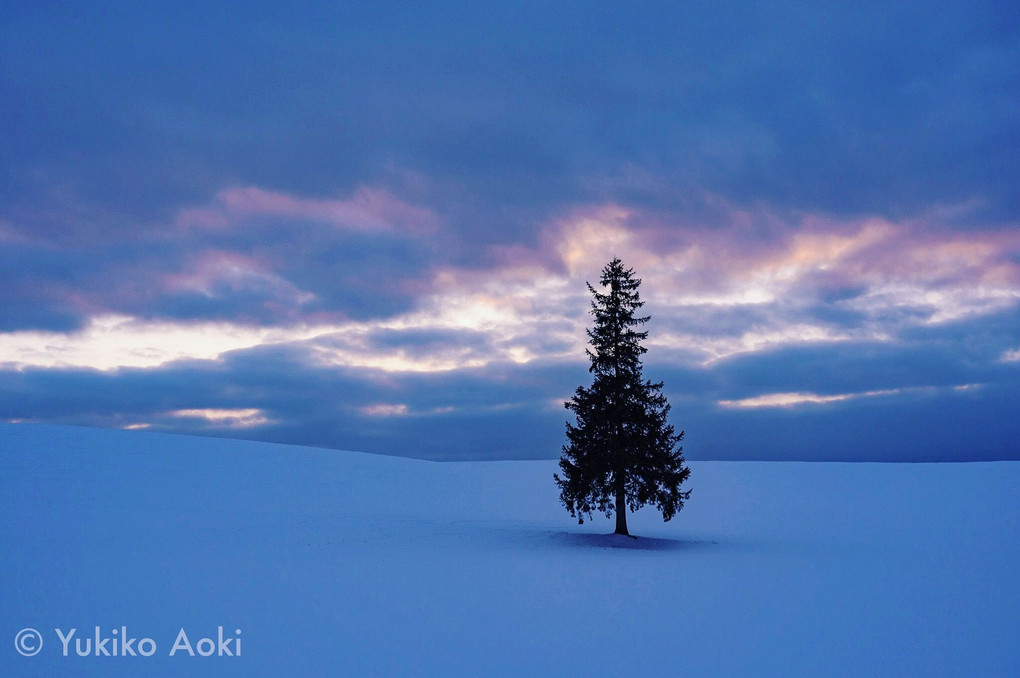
2,424,1018,676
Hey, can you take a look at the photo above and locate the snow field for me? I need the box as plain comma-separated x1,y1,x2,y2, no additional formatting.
2,424,1018,676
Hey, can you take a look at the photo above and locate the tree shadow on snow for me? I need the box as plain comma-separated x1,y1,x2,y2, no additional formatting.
550,531,717,552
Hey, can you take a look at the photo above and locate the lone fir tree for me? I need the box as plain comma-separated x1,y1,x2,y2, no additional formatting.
555,258,691,536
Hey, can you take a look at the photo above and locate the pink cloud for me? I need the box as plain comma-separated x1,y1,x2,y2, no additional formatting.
554,200,1020,306
175,185,438,234
425,198,1020,365
161,250,315,306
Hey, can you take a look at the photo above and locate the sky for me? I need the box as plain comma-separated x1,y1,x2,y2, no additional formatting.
1,1,1018,461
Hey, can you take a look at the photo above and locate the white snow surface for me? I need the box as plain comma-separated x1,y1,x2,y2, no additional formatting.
2,424,1018,676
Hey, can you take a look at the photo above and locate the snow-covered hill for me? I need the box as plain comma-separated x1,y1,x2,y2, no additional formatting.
2,424,1018,676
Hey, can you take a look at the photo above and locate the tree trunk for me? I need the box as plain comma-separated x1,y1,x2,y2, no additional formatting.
614,482,629,536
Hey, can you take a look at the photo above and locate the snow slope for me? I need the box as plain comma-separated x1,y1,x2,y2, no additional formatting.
2,424,1018,676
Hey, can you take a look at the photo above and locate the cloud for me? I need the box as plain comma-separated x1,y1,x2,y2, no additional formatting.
171,408,272,428
6,2,1017,237
0,315,312,371
176,186,438,235
0,350,583,460
1,341,1016,461
716,386,982,409
2,1,1018,461
0,182,444,332
359,403,409,417
2,197,1018,382
161,250,318,310
536,201,1020,365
